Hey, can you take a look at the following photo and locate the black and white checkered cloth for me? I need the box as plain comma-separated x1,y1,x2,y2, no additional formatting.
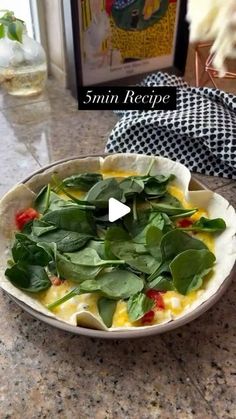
106,72,236,179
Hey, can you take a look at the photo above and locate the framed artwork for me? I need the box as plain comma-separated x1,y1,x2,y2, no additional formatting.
63,0,189,91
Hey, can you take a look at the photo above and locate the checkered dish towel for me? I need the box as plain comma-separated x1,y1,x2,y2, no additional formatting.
105,72,236,179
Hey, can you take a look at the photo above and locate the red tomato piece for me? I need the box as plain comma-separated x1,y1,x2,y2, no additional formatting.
146,289,165,310
50,276,63,286
178,218,193,228
141,310,155,324
15,208,39,230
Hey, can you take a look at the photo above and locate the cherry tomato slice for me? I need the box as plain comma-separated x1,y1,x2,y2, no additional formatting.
178,218,193,228
146,289,165,310
141,310,155,324
16,208,39,230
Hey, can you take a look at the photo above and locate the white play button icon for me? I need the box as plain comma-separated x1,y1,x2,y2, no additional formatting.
108,198,131,222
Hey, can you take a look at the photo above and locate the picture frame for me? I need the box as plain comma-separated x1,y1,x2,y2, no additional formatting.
63,0,189,96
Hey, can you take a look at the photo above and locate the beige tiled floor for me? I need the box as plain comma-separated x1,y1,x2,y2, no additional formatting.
0,53,235,419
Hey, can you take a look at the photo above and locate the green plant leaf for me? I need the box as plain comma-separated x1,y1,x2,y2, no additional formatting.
148,275,175,291
157,192,182,207
86,239,106,259
80,270,144,299
86,178,123,207
98,297,117,327
146,225,163,260
5,264,51,293
108,239,157,274
161,230,208,261
127,293,154,321
0,24,4,38
151,202,197,217
181,217,226,233
147,229,208,282
62,173,103,190
41,207,96,235
32,220,58,237
34,185,54,214
124,211,165,244
138,174,174,197
57,248,125,283
12,233,51,266
7,21,24,43
33,229,92,253
170,249,215,295
35,185,94,213
105,226,130,241
119,177,144,199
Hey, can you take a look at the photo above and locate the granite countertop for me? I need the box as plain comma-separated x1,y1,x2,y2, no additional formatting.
0,81,235,419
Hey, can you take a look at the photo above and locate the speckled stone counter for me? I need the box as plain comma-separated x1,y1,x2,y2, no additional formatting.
0,81,235,419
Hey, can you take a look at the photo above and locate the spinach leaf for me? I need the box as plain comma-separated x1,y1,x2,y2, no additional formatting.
144,180,168,197
147,230,208,282
127,293,154,321
98,297,117,327
34,185,55,214
12,234,51,266
104,226,129,259
151,202,197,218
157,192,182,207
42,207,96,235
32,220,57,237
57,248,125,283
37,242,57,261
181,217,226,233
124,211,165,244
105,226,130,241
119,174,173,199
140,174,174,197
35,184,94,213
147,261,171,282
34,229,92,253
148,275,175,291
86,240,106,259
5,263,51,293
119,177,144,199
62,173,103,190
161,230,208,261
170,249,215,295
80,270,144,299
146,226,163,261
57,254,103,282
86,178,123,208
108,240,157,274
65,248,125,267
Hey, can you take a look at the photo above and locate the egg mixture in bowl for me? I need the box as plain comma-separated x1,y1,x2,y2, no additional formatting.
0,154,235,334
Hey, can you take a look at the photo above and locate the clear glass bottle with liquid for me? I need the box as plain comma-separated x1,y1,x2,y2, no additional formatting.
0,29,47,97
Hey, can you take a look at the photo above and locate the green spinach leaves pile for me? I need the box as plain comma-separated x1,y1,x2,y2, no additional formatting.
5,170,226,327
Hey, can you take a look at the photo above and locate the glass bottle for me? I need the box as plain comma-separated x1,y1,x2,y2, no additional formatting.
0,29,47,97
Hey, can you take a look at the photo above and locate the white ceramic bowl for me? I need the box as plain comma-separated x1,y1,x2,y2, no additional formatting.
1,155,235,339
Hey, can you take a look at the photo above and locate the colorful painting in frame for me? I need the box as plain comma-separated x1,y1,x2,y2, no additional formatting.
68,0,188,87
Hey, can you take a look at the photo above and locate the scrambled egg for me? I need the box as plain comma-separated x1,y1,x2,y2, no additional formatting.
38,281,100,322
37,173,214,328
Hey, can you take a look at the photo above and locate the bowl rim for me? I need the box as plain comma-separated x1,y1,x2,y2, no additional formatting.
5,153,236,339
